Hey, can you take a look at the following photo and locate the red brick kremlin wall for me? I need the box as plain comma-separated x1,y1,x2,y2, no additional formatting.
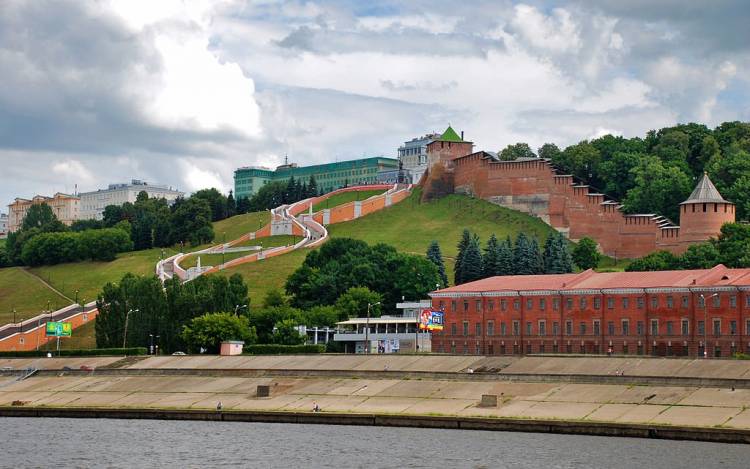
449,153,735,258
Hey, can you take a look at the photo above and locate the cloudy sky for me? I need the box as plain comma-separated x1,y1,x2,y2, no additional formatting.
1,0,749,206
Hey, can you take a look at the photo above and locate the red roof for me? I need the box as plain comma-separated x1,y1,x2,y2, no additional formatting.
433,265,750,294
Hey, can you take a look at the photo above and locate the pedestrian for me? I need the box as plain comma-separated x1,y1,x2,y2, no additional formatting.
313,402,320,412
216,401,223,411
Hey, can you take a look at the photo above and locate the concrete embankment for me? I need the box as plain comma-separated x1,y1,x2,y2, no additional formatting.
4,354,750,443
2,406,750,444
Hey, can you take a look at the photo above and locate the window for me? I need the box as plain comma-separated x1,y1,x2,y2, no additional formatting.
540,298,546,311
593,320,600,336
622,320,630,336
608,321,615,336
713,319,721,336
622,297,630,309
501,322,507,336
637,321,644,336
607,297,614,309
747,296,750,308
488,300,494,311
439,301,445,311
513,299,520,310
527,299,533,310
580,322,587,335
730,320,737,335
451,300,457,312
698,320,705,335
681,319,689,336
566,298,573,310
463,300,469,312
698,296,705,308
526,322,532,335
637,297,645,309
566,320,572,336
747,319,750,335
539,320,546,336
713,294,721,307
476,300,482,311
650,297,658,309
463,321,469,336
593,297,601,309
553,298,560,310
475,323,482,336
553,322,559,335
451,323,457,335
666,296,674,308
501,299,507,311
512,321,520,336
666,321,673,336
730,296,737,308
580,297,587,310
651,319,658,336
682,296,689,308
487,321,495,336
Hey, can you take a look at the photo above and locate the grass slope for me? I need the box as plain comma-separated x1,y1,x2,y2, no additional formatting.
311,189,385,213
39,318,97,351
0,267,70,323
212,211,270,243
224,189,558,305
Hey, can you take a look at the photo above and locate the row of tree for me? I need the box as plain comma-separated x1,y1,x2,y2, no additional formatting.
627,223,750,271
20,227,133,266
235,175,320,214
498,121,750,222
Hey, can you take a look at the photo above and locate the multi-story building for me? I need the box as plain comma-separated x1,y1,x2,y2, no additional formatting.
0,213,8,239
234,157,399,199
397,132,440,183
7,193,80,232
79,180,184,220
430,265,750,358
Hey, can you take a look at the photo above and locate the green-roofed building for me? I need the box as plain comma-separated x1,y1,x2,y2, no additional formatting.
440,125,463,143
234,157,399,200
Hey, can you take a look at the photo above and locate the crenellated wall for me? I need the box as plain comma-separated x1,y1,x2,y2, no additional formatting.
451,153,727,259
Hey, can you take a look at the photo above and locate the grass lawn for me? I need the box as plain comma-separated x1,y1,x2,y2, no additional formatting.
233,234,298,248
179,251,250,269
311,189,386,213
39,318,97,351
212,211,270,243
0,267,70,323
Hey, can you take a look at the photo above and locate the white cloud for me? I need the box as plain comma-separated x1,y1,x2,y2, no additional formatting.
510,5,581,53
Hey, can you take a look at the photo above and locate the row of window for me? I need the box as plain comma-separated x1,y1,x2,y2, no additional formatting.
448,318,748,337
443,342,736,357
439,294,749,314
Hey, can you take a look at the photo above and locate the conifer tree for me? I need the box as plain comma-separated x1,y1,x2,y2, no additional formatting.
426,240,449,288
454,229,472,285
529,238,545,274
483,234,500,278
308,175,318,198
461,234,484,284
514,233,537,275
497,236,515,275
544,233,573,274
284,176,296,204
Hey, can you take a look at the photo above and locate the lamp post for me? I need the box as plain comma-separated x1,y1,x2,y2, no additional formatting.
74,289,79,307
222,232,226,265
123,308,139,349
364,301,380,354
700,293,719,359
234,304,247,316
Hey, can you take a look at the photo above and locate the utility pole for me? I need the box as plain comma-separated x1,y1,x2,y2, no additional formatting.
123,308,139,349
364,301,380,354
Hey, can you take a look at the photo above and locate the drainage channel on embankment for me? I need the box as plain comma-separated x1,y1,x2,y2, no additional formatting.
24,367,750,390
1,406,749,444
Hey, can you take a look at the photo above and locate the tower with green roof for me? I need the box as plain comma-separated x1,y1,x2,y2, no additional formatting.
426,125,474,168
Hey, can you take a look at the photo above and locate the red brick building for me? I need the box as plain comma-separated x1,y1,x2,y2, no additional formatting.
430,265,750,358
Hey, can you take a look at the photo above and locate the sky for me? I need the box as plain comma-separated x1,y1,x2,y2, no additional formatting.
1,0,749,207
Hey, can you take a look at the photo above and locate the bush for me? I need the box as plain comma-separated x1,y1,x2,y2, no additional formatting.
244,344,326,355
19,228,133,266
0,347,147,358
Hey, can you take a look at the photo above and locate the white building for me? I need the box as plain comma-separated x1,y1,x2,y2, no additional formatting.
0,213,8,239
79,180,184,220
397,133,440,184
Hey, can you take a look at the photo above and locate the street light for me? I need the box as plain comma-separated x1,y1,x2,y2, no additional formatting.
74,289,79,306
699,293,719,359
364,301,380,354
123,308,139,349
234,304,247,316
222,232,227,265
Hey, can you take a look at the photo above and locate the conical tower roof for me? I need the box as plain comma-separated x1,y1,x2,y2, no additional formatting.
439,125,463,142
680,172,732,205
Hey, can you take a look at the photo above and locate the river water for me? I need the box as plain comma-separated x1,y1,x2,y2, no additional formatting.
2,418,750,468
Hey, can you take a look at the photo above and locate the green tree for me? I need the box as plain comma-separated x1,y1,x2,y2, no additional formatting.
181,312,256,353
426,240,449,287
335,286,383,320
228,273,250,311
247,305,303,343
226,190,236,218
454,229,472,285
681,243,720,269
459,234,483,283
303,305,339,327
21,203,66,232
482,234,500,278
552,141,602,187
713,223,750,268
497,236,515,275
192,188,229,221
307,175,318,197
544,233,573,274
171,197,214,246
272,318,306,345
263,289,288,308
537,143,561,160
622,156,692,221
572,237,601,270
498,142,536,161
626,250,681,272
513,233,541,275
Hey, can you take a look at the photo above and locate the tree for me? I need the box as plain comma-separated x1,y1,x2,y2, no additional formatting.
236,196,251,215
303,305,339,328
572,237,601,270
335,286,382,320
181,312,256,354
622,156,692,221
228,273,250,310
192,188,229,221
263,289,288,308
247,305,303,343
170,197,214,246
713,223,750,268
284,176,297,204
226,190,236,218
21,203,66,232
498,142,536,161
514,233,540,275
552,141,602,187
307,175,318,198
482,234,500,278
272,318,306,345
497,236,515,275
626,250,681,272
460,234,483,283
544,233,573,274
249,180,286,211
454,229,472,285
537,143,561,161
681,243,720,269
426,240,449,287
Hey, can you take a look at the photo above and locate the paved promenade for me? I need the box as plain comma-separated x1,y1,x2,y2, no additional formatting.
3,355,750,432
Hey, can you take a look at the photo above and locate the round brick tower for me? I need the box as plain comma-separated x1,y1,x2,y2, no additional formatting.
679,172,735,246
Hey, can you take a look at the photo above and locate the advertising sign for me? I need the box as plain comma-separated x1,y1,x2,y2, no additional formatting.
45,321,72,337
419,310,444,331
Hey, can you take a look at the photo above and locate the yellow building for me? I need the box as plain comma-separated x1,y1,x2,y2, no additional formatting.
7,193,80,232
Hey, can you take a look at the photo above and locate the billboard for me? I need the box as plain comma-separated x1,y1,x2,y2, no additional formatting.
45,321,72,337
419,310,444,331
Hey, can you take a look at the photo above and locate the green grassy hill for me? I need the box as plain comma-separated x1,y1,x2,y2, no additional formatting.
310,189,385,213
0,267,71,323
223,189,558,305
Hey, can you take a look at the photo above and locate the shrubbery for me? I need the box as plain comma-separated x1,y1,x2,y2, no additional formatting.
244,344,326,355
20,228,133,266
0,347,147,357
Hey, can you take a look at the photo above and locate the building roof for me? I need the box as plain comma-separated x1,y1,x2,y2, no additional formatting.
439,125,463,142
337,316,419,325
681,172,731,205
431,265,750,295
